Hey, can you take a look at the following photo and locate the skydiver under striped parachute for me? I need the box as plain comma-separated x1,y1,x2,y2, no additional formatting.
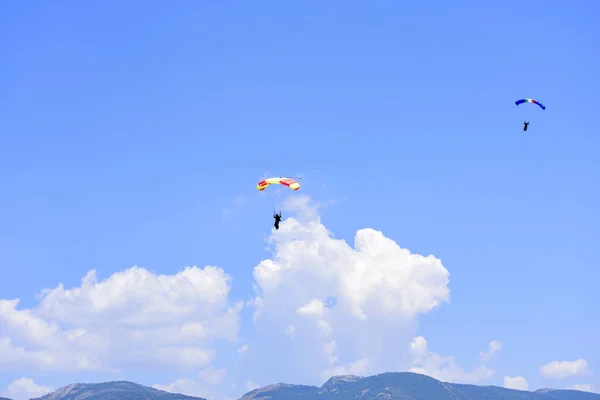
515,98,546,131
273,211,282,230
256,176,301,230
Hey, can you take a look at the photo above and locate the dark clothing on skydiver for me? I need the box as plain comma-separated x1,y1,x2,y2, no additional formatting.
274,213,282,230
523,121,529,131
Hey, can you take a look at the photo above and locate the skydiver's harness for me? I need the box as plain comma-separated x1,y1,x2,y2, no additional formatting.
273,213,282,230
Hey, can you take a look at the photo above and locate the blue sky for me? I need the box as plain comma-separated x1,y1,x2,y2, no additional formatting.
1,1,599,399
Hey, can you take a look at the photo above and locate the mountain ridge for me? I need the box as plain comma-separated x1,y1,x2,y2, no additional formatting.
240,372,598,400
12,373,598,400
30,381,206,400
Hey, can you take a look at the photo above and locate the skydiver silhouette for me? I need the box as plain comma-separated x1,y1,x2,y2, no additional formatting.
523,121,529,131
273,212,282,230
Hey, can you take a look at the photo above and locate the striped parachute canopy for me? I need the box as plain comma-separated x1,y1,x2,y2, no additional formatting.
257,177,300,191
515,98,546,110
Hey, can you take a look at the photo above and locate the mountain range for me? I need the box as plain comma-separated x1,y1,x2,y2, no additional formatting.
241,373,599,400
4,372,596,400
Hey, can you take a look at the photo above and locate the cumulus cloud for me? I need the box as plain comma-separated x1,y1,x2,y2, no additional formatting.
408,336,494,384
503,376,528,390
244,195,451,385
297,299,326,318
3,194,533,400
478,340,502,361
0,378,53,400
539,359,591,379
0,266,242,373
254,195,450,319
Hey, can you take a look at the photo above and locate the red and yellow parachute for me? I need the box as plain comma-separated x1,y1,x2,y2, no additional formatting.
257,177,301,191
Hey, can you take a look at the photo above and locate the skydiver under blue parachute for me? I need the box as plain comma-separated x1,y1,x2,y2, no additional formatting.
515,98,545,131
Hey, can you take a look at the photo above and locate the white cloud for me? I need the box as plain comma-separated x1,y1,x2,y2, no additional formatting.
478,340,502,361
297,299,326,318
154,378,207,398
503,376,528,390
198,366,227,386
153,367,228,399
0,266,242,373
245,195,451,384
285,324,296,339
5,193,558,400
322,358,370,380
408,336,494,384
539,359,591,379
566,384,595,392
1,378,53,400
254,195,450,321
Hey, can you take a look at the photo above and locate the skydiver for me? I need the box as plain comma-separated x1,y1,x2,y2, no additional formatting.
273,212,282,230
523,121,529,131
